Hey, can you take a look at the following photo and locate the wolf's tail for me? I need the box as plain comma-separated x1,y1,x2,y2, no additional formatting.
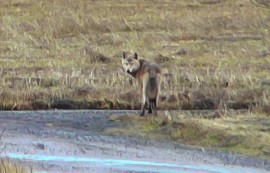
148,69,158,98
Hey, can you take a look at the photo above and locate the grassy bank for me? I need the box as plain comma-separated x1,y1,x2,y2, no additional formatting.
106,112,270,159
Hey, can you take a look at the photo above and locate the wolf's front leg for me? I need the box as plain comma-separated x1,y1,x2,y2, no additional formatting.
140,80,148,116
140,92,147,116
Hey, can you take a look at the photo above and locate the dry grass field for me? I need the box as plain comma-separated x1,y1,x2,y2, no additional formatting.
0,0,270,160
0,0,269,111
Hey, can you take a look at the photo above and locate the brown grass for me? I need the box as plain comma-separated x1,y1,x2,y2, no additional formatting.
0,159,30,173
0,0,269,112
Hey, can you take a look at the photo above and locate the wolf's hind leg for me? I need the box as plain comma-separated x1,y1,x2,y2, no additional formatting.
148,100,152,114
148,99,157,115
156,74,162,108
152,98,157,116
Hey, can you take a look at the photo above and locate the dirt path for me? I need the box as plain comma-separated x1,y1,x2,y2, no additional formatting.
0,110,269,173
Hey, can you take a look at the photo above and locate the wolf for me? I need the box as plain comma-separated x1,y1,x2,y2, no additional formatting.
122,52,162,116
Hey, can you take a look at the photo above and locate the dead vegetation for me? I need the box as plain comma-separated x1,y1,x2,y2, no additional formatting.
0,0,269,113
0,159,30,173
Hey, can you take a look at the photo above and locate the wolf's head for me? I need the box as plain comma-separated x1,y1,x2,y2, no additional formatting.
122,52,140,74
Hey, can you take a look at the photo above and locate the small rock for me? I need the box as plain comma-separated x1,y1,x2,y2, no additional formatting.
261,80,270,86
193,97,216,110
154,54,172,63
37,143,45,150
84,45,111,63
174,48,187,56
167,95,178,103
263,147,270,155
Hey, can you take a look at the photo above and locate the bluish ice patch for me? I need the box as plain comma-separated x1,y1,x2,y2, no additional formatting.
3,153,236,173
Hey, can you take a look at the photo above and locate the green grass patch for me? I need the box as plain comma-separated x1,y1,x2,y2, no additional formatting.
105,113,270,159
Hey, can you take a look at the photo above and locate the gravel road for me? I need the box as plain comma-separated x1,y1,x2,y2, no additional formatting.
0,110,269,173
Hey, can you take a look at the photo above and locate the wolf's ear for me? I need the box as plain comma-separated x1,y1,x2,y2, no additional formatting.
134,53,138,60
123,51,127,59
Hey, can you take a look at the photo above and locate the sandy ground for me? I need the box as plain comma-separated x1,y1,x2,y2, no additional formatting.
0,110,269,173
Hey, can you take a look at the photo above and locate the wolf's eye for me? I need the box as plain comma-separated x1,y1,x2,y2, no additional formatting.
125,63,129,65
